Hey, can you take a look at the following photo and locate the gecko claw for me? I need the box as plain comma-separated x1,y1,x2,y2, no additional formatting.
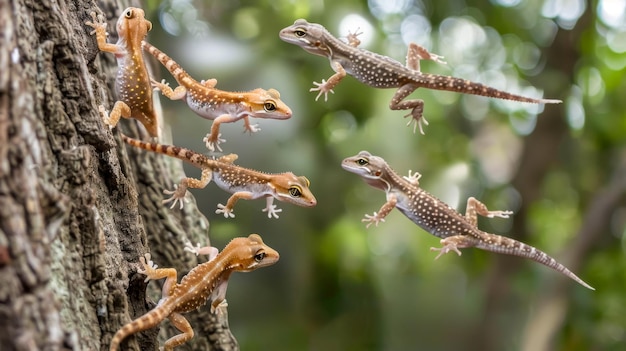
203,133,225,152
430,242,462,260
163,185,188,209
405,112,429,135
310,79,334,101
362,212,385,228
216,203,235,218
487,210,514,219
262,204,282,219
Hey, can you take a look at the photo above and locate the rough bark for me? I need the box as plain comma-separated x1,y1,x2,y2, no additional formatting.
0,1,237,350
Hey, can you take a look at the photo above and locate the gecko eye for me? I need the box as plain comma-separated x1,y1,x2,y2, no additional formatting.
124,9,133,18
254,251,266,262
294,29,306,37
289,186,302,197
357,158,369,166
264,101,277,111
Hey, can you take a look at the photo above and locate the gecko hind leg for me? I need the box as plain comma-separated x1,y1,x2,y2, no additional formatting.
163,312,194,351
389,83,429,135
464,197,513,227
405,43,446,72
430,235,479,260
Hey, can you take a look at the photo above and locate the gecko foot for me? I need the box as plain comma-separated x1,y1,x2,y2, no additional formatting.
162,184,189,209
138,253,158,282
203,133,225,152
404,112,429,135
97,105,114,129
403,170,422,186
486,210,514,219
150,78,169,91
215,203,235,218
430,240,463,260
362,212,385,228
183,241,219,260
262,204,282,219
346,28,363,47
245,123,261,134
200,78,218,88
85,12,106,34
310,79,335,102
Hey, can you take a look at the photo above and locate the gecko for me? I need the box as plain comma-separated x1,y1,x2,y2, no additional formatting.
109,234,279,351
141,41,293,152
279,19,561,134
85,7,160,137
121,133,316,218
341,151,594,290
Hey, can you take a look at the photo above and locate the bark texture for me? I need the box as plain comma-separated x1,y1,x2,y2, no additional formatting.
0,1,237,350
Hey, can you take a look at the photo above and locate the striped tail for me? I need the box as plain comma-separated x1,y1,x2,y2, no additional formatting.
477,233,594,290
141,41,196,87
414,72,561,104
121,133,209,168
109,302,174,351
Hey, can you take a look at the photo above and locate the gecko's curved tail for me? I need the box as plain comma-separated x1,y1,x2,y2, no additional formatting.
109,300,175,351
475,233,594,290
142,41,196,87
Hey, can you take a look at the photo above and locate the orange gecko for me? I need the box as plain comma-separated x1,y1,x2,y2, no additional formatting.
86,7,159,137
142,41,292,151
109,234,279,351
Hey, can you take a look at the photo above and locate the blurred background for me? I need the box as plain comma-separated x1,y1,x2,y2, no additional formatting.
142,0,625,350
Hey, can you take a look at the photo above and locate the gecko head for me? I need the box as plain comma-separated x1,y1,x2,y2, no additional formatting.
272,173,317,208
246,88,292,120
278,19,329,57
117,8,152,45
341,151,391,191
341,151,384,179
227,234,280,272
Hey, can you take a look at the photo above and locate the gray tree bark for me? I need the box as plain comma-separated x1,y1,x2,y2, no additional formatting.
0,1,237,350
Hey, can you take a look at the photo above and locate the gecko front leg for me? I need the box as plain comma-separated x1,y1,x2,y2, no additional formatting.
363,194,398,228
215,191,253,218
138,253,178,297
261,197,283,219
163,168,212,209
346,28,363,47
310,61,346,101
403,170,422,186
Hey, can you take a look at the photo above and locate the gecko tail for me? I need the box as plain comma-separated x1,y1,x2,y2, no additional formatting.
120,133,209,168
142,41,194,87
476,234,595,290
416,73,562,104
109,302,174,351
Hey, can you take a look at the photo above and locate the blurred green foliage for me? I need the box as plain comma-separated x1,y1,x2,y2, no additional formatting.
143,0,625,350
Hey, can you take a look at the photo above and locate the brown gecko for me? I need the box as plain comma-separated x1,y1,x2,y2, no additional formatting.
121,133,317,218
85,7,159,137
279,19,561,134
142,41,292,152
342,151,594,290
109,234,279,351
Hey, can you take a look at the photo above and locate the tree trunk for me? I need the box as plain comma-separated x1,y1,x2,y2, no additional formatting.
0,1,236,350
